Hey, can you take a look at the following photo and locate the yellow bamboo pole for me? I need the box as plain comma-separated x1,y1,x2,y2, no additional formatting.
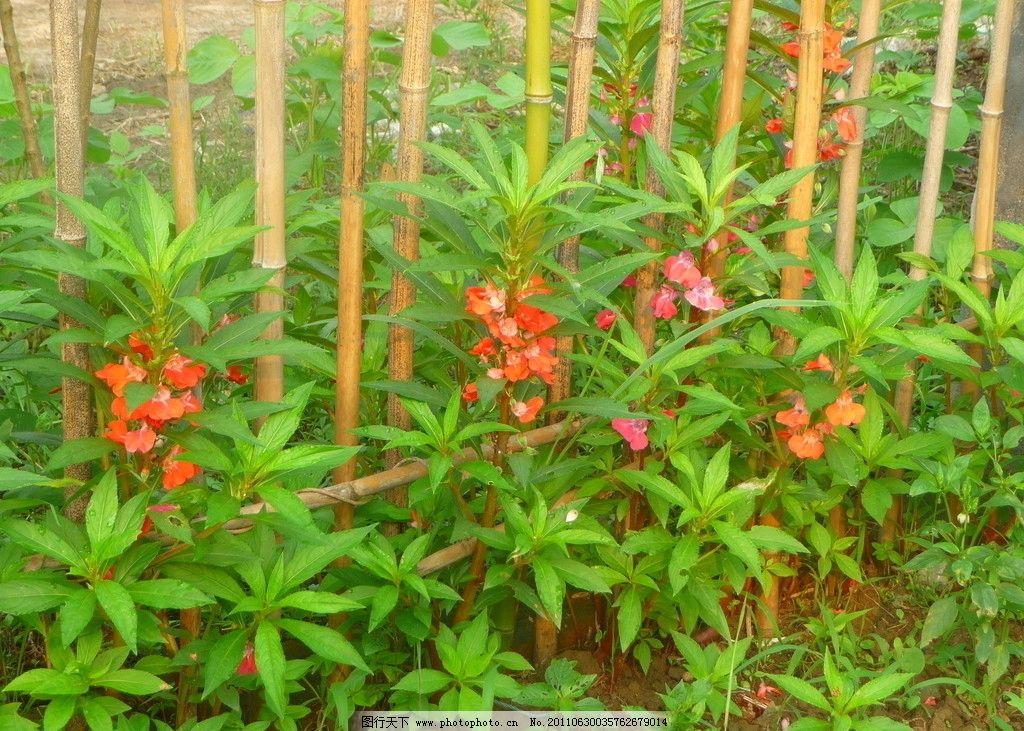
79,0,101,151
548,0,600,415
160,0,198,230
385,0,435,518
524,0,554,184
252,0,287,406
885,0,963,545
633,0,685,355
834,0,882,279
966,0,1016,377
760,0,826,636
50,0,92,522
334,0,370,534
0,0,47,185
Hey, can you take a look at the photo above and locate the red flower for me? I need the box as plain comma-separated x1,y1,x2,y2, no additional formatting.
803,353,834,372
664,252,702,288
225,365,248,385
95,358,147,397
818,133,844,162
630,112,653,137
462,383,479,403
502,351,531,382
514,304,558,335
612,418,650,451
781,40,800,58
511,397,544,424
651,285,678,320
756,682,782,701
237,644,257,675
524,337,558,378
163,354,207,390
595,309,617,330
621,275,637,288
128,333,154,362
765,118,784,134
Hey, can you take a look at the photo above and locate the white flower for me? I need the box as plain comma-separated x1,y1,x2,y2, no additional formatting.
565,509,579,523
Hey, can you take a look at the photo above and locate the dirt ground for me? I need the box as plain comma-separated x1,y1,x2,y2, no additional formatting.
1,0,407,80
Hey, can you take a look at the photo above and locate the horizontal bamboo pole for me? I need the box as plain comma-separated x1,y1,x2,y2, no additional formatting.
223,418,587,531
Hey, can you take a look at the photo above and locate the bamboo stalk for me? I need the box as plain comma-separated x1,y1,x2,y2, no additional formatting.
834,0,882,279
524,0,553,184
966,0,1016,380
160,0,197,230
0,0,48,185
886,0,963,545
79,0,101,151
385,0,435,520
548,0,600,415
50,0,92,522
633,0,685,355
760,0,826,636
334,0,370,535
252,0,287,406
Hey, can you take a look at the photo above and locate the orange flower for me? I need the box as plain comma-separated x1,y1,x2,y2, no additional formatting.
462,383,479,403
95,358,147,397
104,420,157,454
765,118,784,134
225,365,248,385
524,336,558,376
162,447,199,489
469,337,497,358
511,397,544,424
775,394,810,429
163,354,207,390
135,386,186,422
832,106,858,143
825,390,865,426
465,285,506,317
803,353,834,372
128,332,154,361
180,391,203,415
788,427,825,460
514,304,558,335
781,40,800,58
502,351,531,382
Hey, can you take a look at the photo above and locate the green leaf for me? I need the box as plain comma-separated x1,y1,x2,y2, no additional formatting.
3,668,89,696
275,618,369,672
616,587,642,652
369,585,399,631
46,438,118,473
0,579,74,615
85,470,119,550
921,593,958,647
188,35,240,84
0,468,50,491
847,672,915,710
255,623,287,718
94,580,137,652
431,20,490,55
201,630,247,699
127,580,212,609
393,669,453,694
93,669,169,695
532,556,564,627
767,674,831,712
276,591,363,614
0,518,84,569
747,526,809,554
711,521,763,579
862,480,894,527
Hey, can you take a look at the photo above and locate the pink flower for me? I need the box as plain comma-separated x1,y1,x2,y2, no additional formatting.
684,277,725,312
595,309,617,330
236,644,257,675
621,274,637,288
651,285,678,320
612,418,650,451
663,252,701,288
630,112,653,136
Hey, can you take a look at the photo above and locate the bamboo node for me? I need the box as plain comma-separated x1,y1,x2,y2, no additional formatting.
398,82,430,94
979,106,1004,120
525,94,555,104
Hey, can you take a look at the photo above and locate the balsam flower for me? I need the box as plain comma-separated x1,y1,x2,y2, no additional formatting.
612,418,650,451
825,390,866,426
511,397,544,424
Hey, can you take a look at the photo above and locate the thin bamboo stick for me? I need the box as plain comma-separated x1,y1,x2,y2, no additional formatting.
966,0,1017,380
334,0,370,535
633,0,685,355
834,0,882,279
886,0,963,545
0,0,48,185
160,0,198,230
700,0,754,342
79,0,101,151
50,0,92,522
385,0,435,519
548,0,600,415
760,0,826,636
252,0,287,406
